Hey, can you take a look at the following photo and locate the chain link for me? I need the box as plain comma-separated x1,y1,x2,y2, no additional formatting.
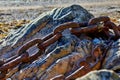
0,16,120,79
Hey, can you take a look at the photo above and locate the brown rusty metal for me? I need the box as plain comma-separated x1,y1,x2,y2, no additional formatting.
42,33,54,41
49,17,118,80
0,53,28,79
64,42,112,80
0,53,29,72
5,55,18,64
88,16,110,25
118,25,120,28
17,38,43,55
0,71,6,80
104,21,120,37
71,24,100,35
38,32,62,51
91,45,102,59
117,25,120,31
5,39,43,64
54,22,80,34
0,16,119,79
50,46,104,80
65,55,99,80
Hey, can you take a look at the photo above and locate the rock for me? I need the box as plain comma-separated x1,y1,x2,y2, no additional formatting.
9,34,106,79
10,34,79,79
1,4,120,80
9,34,84,79
102,38,120,74
0,4,93,59
76,69,120,80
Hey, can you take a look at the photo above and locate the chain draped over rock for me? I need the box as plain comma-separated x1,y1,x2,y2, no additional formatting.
0,16,120,80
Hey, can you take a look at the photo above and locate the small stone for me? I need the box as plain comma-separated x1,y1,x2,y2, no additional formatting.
76,69,120,80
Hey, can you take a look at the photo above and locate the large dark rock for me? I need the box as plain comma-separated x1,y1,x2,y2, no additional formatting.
0,4,93,59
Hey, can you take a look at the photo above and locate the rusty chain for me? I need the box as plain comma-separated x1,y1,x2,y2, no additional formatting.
51,42,113,80
0,16,120,79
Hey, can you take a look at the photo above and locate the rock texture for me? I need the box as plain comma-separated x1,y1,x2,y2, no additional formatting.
0,4,93,59
9,34,101,80
102,38,120,74
76,69,120,80
1,4,120,80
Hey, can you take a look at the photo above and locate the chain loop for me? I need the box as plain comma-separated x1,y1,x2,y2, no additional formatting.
54,22,80,34
38,32,62,51
17,39,43,55
104,21,120,37
88,16,110,25
64,42,113,80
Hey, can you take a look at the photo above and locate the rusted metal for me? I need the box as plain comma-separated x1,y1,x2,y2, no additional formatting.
104,21,120,37
54,22,80,34
38,32,62,51
0,16,120,79
0,53,28,72
88,16,110,25
63,42,113,80
17,39,43,55
0,71,6,80
71,24,101,35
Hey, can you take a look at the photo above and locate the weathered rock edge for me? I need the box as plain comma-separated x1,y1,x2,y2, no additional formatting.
0,4,93,59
